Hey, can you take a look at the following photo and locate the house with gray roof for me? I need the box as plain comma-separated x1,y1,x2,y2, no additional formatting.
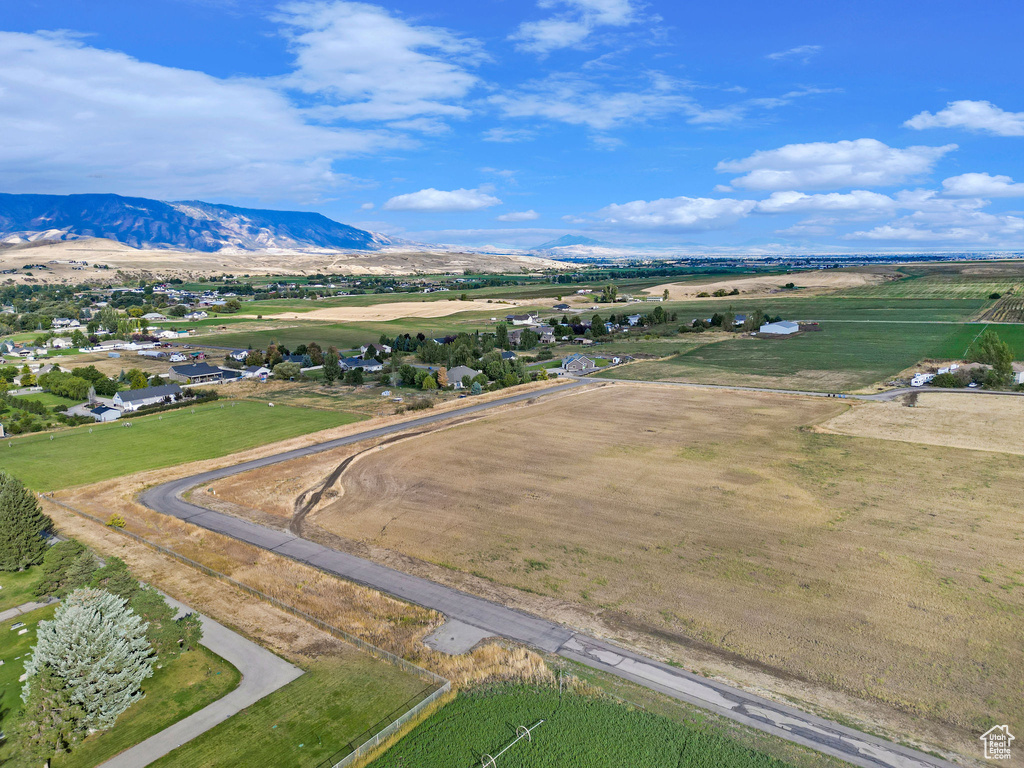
447,365,481,389
168,362,226,384
113,383,183,411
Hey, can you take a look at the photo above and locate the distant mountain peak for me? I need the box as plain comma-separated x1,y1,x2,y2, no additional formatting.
533,234,609,249
0,192,392,253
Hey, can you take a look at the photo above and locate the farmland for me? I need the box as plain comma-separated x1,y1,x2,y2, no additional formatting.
372,684,803,768
1,400,364,491
220,384,1023,742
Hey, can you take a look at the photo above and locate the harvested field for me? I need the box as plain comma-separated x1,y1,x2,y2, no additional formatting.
649,270,888,300
819,391,1024,455
216,383,1022,757
269,298,539,322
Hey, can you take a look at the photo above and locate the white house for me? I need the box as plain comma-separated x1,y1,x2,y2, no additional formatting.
48,337,73,349
241,365,272,379
89,405,120,422
184,311,208,321
759,320,799,335
113,383,183,411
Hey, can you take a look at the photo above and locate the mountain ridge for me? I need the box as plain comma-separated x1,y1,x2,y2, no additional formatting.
0,193,392,253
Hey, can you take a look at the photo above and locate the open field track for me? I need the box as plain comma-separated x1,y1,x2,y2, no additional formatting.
208,384,1024,750
649,270,890,300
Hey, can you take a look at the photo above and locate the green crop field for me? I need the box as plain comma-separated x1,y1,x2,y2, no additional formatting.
372,685,799,768
664,296,990,323
594,321,999,391
153,657,432,768
1,400,364,491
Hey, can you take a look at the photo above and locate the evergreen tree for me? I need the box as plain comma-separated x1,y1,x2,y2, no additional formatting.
495,322,509,350
11,665,86,766
323,346,340,385
90,557,142,602
35,540,95,597
0,471,52,571
24,588,154,730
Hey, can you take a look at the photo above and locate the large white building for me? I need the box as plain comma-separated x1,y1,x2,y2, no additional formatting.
759,320,799,335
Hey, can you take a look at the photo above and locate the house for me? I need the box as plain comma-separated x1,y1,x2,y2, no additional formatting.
52,318,80,328
142,313,168,322
644,296,663,302
570,337,594,345
227,349,249,362
360,343,391,357
536,327,555,343
184,311,208,321
89,405,120,422
626,314,642,326
113,383,183,411
759,320,799,335
447,365,481,389
153,329,186,340
733,314,748,327
506,327,525,345
340,357,383,373
563,353,597,373
552,303,570,311
241,365,271,379
168,362,225,384
506,313,539,326
48,337,73,349
500,351,517,361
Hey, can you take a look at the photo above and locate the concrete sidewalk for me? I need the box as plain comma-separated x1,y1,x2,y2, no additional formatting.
0,597,57,624
99,596,302,768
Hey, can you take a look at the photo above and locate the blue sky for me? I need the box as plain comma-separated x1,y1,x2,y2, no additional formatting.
3,0,1024,252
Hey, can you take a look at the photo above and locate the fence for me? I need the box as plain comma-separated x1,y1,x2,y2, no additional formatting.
44,496,452,768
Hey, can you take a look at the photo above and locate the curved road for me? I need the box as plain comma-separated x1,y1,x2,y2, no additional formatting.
140,381,957,768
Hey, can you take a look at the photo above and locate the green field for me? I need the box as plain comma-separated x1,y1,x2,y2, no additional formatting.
152,657,433,768
372,685,799,768
840,272,1023,299
1,400,365,491
13,391,81,408
594,321,1005,391
0,604,240,768
0,566,46,611
664,296,990,323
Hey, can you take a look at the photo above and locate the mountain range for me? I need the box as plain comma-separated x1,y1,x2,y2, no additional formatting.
0,193,393,252
533,234,610,250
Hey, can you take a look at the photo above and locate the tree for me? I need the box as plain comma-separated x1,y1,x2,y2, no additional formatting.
245,349,264,366
36,540,95,597
470,381,482,395
224,298,241,312
168,304,187,317
495,322,509,350
126,368,149,390
306,342,323,366
436,367,449,388
323,347,340,385
272,362,301,380
0,471,52,571
24,588,154,730
11,665,87,765
971,329,1013,385
343,367,364,385
420,374,437,390
662,288,669,301
399,364,417,386
90,557,142,603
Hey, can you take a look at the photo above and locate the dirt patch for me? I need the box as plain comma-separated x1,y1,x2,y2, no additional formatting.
649,270,888,300
269,298,540,322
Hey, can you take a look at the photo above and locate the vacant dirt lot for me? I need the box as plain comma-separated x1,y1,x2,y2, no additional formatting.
820,391,1024,454
270,298,538,322
213,383,1022,756
649,270,887,300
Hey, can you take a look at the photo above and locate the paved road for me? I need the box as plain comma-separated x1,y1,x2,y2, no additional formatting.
139,381,958,768
100,595,302,768
0,597,57,624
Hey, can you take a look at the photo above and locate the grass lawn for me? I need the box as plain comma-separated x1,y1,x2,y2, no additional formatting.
151,656,433,768
13,391,82,408
0,566,46,611
0,603,59,759
594,321,981,391
52,645,240,768
2,400,366,491
371,684,802,768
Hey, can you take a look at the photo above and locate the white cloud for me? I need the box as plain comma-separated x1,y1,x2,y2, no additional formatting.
481,127,536,143
846,201,1024,245
497,210,539,222
755,190,897,215
382,187,502,212
596,196,755,230
491,73,693,132
511,0,638,55
359,202,375,210
941,172,1024,197
0,30,397,199
765,45,822,63
717,139,957,191
275,1,484,122
904,100,1024,137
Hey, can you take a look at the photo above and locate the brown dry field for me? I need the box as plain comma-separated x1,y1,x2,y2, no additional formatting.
0,238,563,281
649,269,891,300
210,383,1022,761
821,391,1024,455
268,297,540,322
